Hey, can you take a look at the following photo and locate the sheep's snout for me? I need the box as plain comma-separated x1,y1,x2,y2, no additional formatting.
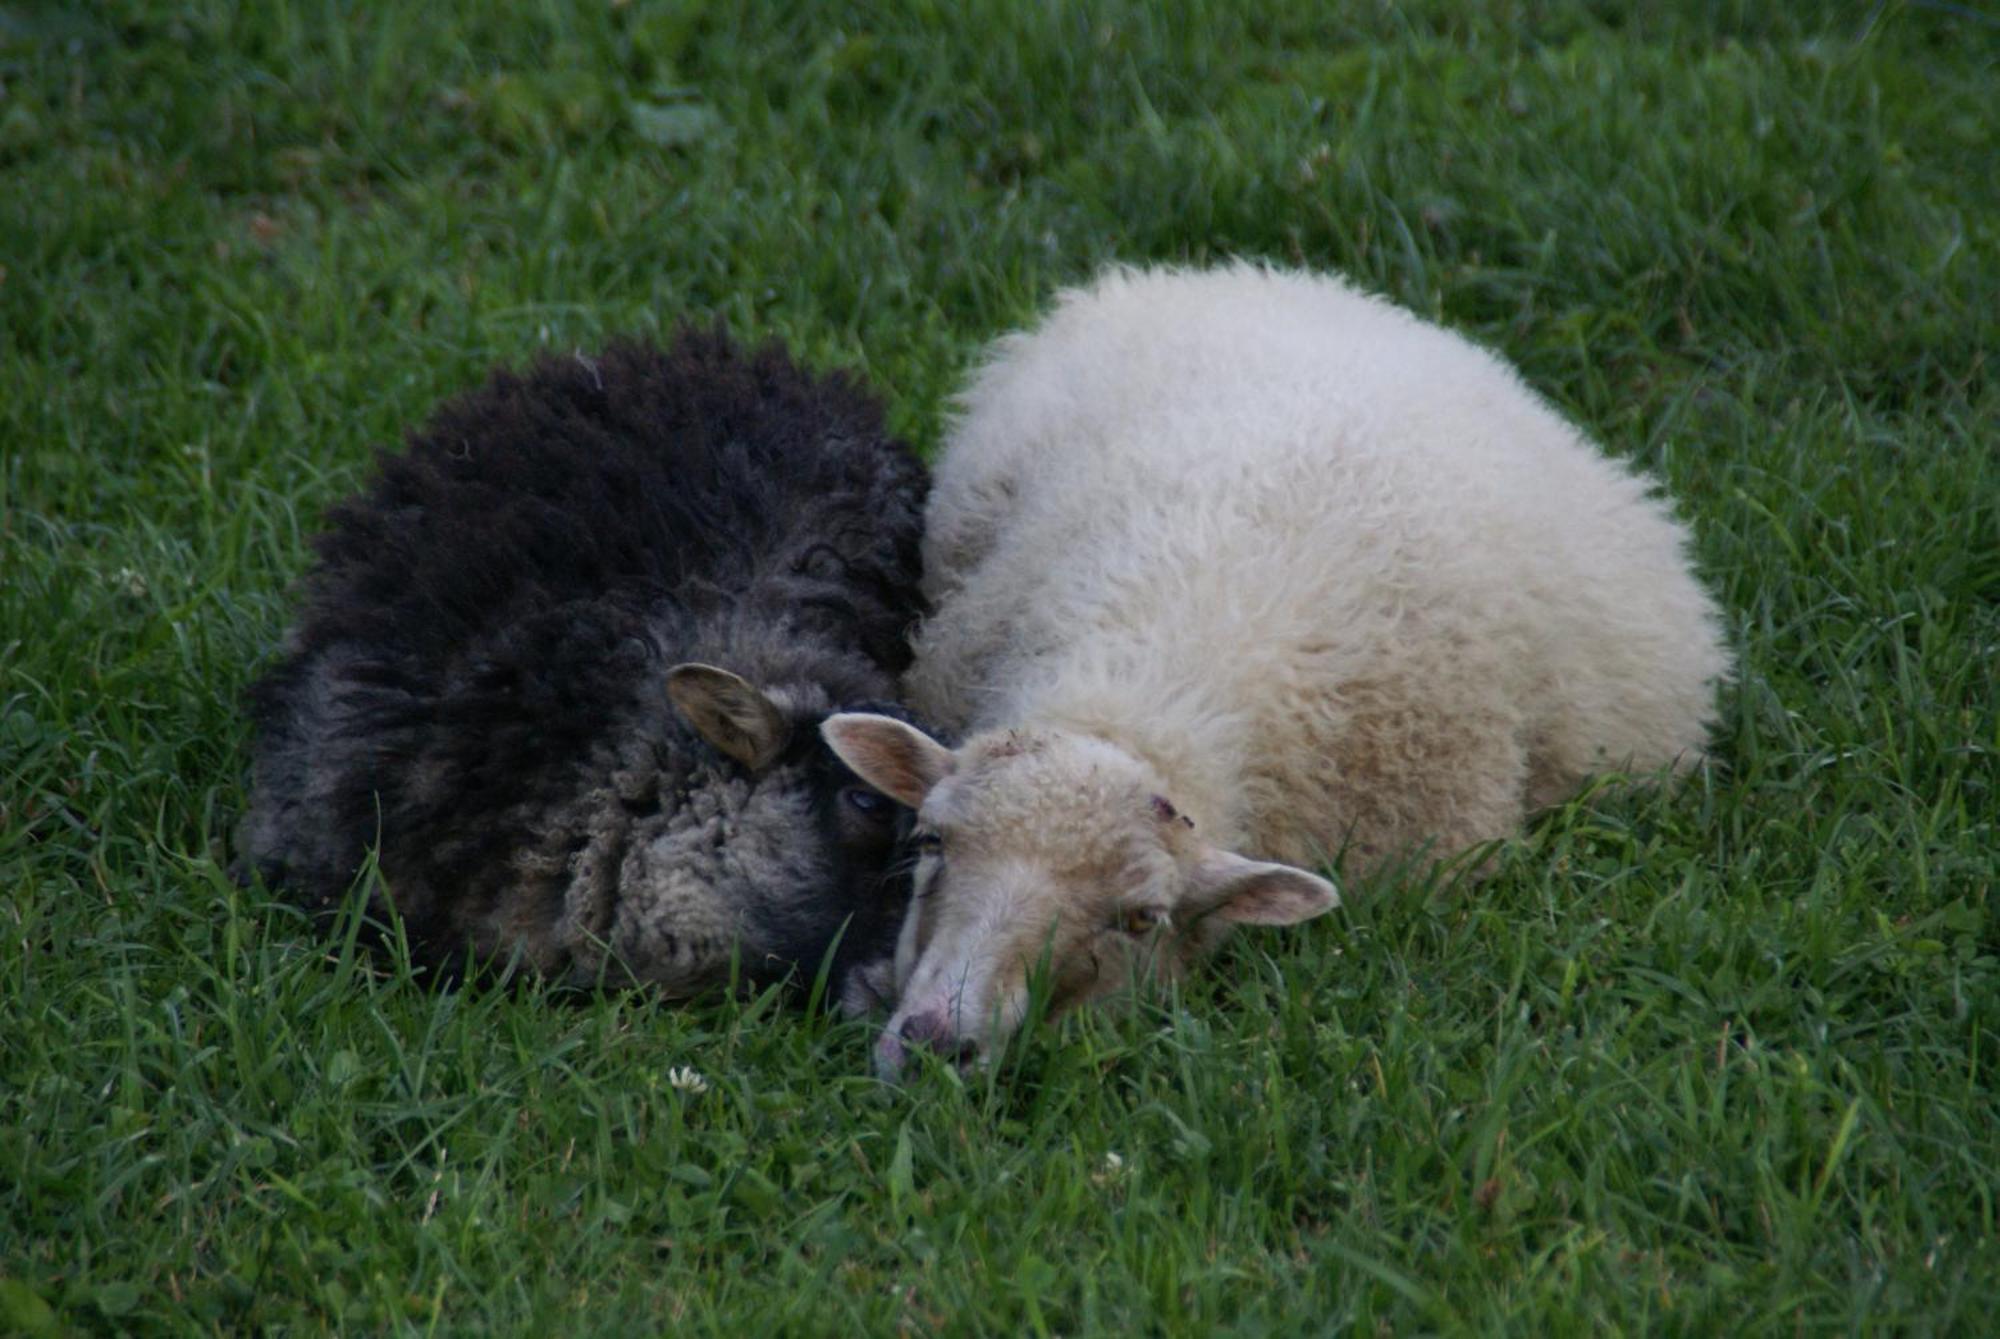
876,1009,979,1079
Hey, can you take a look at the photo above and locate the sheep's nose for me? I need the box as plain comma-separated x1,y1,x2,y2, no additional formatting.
896,1011,980,1067
898,1010,951,1046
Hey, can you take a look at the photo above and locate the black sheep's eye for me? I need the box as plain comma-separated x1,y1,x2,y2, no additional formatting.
842,786,892,817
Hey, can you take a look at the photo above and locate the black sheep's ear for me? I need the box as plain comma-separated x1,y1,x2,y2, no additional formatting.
667,664,790,772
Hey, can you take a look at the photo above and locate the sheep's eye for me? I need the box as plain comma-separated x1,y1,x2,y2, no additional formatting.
842,786,892,818
913,831,943,854
1117,906,1169,936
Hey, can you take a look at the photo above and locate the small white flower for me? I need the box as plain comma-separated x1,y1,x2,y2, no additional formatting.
665,1065,709,1095
112,567,148,598
1092,1150,1127,1186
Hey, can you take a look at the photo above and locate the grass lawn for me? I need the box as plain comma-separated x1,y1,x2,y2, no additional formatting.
4,0,1997,1332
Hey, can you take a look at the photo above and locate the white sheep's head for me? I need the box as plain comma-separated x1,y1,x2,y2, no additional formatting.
820,714,1339,1079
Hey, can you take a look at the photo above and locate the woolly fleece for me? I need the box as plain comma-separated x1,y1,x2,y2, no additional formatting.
239,331,930,1009
849,262,1731,1071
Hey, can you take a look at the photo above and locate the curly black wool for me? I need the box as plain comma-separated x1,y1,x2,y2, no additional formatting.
238,329,930,1008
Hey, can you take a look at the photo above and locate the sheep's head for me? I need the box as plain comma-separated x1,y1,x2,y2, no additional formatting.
662,665,918,1014
820,714,1338,1079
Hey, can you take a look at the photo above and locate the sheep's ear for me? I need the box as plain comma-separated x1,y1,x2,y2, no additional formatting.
667,664,790,772
1184,848,1339,926
820,714,954,810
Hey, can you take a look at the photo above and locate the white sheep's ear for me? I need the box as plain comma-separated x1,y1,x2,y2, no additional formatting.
820,714,955,810
1184,848,1339,926
666,664,790,772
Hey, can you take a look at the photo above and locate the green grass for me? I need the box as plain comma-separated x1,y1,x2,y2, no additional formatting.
4,0,1997,1331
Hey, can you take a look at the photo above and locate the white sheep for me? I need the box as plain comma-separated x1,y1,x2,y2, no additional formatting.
825,262,1731,1077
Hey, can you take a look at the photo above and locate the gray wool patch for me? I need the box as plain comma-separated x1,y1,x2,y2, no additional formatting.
612,774,825,986
478,681,840,993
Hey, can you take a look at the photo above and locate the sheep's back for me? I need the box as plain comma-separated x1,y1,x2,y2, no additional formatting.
291,332,924,678
914,263,1727,847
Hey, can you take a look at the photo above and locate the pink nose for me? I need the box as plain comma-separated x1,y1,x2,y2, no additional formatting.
898,1010,956,1048
876,1010,979,1079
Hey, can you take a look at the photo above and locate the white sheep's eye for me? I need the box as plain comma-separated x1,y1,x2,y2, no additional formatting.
1116,906,1169,936
913,831,943,854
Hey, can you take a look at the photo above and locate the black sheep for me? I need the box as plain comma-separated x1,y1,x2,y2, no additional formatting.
238,329,930,1011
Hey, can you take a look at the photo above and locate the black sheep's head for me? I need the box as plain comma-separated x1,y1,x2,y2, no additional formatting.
663,664,919,1014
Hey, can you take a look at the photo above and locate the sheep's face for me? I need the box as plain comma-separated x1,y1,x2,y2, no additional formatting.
662,666,919,1015
821,715,1338,1079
